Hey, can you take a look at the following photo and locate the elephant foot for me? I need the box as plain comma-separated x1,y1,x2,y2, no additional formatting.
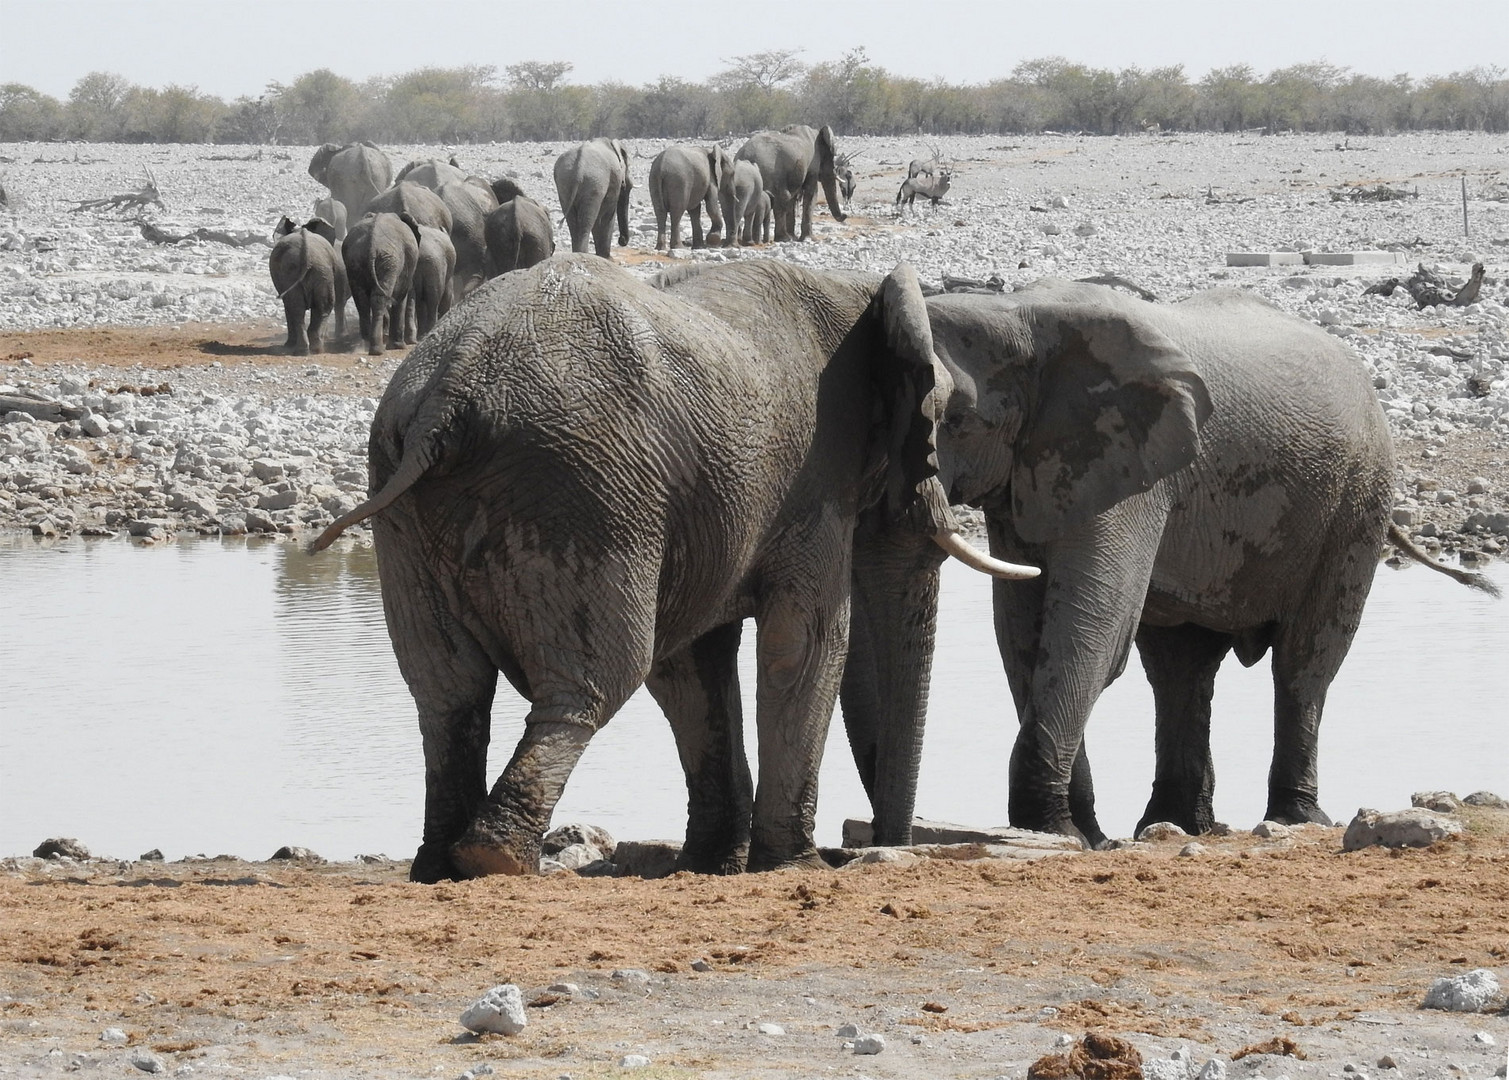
409,841,463,883
1009,786,1092,848
1265,789,1333,827
674,841,748,876
450,839,536,878
1137,780,1215,838
747,846,828,873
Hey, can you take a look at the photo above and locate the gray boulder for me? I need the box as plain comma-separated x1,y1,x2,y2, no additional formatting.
1463,791,1508,808
459,984,526,1035
541,822,615,856
1422,968,1499,1012
1343,808,1462,851
1411,791,1462,813
1137,821,1189,841
34,837,89,859
269,845,323,862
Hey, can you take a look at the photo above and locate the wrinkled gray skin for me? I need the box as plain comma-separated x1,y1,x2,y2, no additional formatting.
483,196,555,278
409,224,455,340
553,139,633,258
648,145,724,250
363,181,452,234
395,156,469,191
844,281,1412,848
269,216,347,355
342,211,421,356
735,124,847,242
313,196,347,241
434,179,496,300
308,142,393,228
716,154,762,248
311,254,964,882
746,189,773,245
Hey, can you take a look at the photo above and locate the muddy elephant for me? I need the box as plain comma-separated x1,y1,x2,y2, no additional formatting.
308,142,393,225
648,145,724,250
840,280,1497,850
735,124,847,242
342,211,421,356
310,254,1035,882
482,195,554,277
363,181,452,234
410,224,455,339
553,138,632,258
269,215,347,355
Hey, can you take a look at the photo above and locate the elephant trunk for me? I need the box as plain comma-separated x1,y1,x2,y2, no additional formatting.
616,179,632,248
841,514,945,847
821,166,848,224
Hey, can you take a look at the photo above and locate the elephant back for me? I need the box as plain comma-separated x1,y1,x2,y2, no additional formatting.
364,182,453,233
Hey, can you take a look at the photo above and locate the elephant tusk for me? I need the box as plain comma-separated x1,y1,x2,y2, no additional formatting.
933,530,1041,579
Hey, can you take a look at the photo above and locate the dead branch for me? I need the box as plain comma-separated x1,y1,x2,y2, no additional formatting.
72,171,161,213
1362,263,1484,308
0,392,86,423
1076,274,1159,302
939,273,1005,294
136,219,271,248
1330,184,1416,203
1204,184,1254,205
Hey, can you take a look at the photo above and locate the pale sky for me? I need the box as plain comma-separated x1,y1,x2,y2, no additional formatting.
2,0,1504,100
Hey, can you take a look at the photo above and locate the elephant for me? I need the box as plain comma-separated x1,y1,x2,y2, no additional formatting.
363,181,452,234
746,189,773,245
342,211,421,356
482,195,555,277
313,195,347,241
648,145,724,250
308,142,393,227
269,215,347,355
395,156,470,192
553,138,632,258
840,280,1498,852
410,224,455,340
735,124,847,242
435,179,495,300
716,154,762,248
489,176,527,205
309,254,1035,882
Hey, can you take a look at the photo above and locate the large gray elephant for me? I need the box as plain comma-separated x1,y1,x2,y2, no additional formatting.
482,195,554,277
312,195,347,241
735,124,847,242
409,224,455,339
269,215,347,355
363,181,452,234
553,138,632,258
308,142,393,225
841,280,1496,850
716,153,763,248
395,156,469,191
310,254,1034,882
435,179,495,299
342,211,421,355
648,145,723,250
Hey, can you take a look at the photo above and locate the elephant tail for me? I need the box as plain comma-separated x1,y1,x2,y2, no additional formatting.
275,230,313,299
1387,524,1502,597
306,437,438,553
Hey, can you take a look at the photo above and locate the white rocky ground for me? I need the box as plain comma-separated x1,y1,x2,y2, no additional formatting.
1,134,1506,550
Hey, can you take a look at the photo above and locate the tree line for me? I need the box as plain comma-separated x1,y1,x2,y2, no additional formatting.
3,51,1506,144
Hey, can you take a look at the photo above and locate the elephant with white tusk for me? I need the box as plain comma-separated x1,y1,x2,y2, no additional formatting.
310,254,1033,882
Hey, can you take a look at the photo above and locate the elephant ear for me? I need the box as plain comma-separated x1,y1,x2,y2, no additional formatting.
398,211,423,246
1011,305,1212,543
873,263,949,526
275,216,298,237
615,141,633,189
308,143,340,184
304,217,338,243
817,125,837,167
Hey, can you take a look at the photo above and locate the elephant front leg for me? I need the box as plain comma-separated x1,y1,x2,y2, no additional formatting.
645,622,752,873
1135,622,1233,835
747,584,849,872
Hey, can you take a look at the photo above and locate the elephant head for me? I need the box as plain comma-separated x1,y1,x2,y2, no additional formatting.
490,175,526,204
927,285,1212,542
307,142,342,186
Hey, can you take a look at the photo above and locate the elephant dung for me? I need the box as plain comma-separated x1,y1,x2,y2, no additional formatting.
1342,808,1463,852
1028,1032,1144,1080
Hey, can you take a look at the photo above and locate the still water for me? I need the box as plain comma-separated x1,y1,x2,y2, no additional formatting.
1,535,1504,861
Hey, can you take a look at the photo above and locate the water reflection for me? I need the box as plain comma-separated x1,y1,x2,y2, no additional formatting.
1,534,1504,861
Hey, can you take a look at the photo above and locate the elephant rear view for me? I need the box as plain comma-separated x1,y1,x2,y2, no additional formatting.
309,254,1035,882
735,124,847,242
435,179,496,300
553,138,632,259
363,181,452,233
308,142,393,226
269,215,347,355
648,145,724,250
342,211,421,355
483,195,554,277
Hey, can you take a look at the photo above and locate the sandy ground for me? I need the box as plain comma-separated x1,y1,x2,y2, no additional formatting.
3,815,1506,1079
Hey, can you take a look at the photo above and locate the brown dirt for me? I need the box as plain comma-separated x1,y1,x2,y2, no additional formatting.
4,819,1506,1077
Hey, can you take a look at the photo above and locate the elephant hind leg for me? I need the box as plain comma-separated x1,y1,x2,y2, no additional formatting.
646,621,752,873
1135,621,1234,836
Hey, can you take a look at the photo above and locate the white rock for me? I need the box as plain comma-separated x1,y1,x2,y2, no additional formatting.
1422,968,1499,1012
1343,808,1463,851
757,1022,785,1035
459,983,526,1035
853,1034,886,1055
619,1054,650,1068
1136,821,1188,841
100,1027,129,1044
1252,821,1292,839
1145,1057,1195,1080
836,1023,860,1037
1179,842,1207,857
1473,1031,1496,1045
1199,1059,1228,1080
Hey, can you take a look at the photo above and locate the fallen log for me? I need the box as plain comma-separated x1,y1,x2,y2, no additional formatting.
136,219,271,248
0,392,86,422
1365,263,1484,308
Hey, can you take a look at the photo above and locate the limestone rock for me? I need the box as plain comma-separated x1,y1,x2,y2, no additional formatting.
269,845,323,862
1463,791,1508,808
1422,968,1499,1012
853,1033,886,1055
1179,842,1208,857
1411,791,1462,813
619,1055,650,1068
1252,821,1293,839
459,984,526,1035
841,817,1080,850
757,1022,785,1035
1137,821,1188,841
1343,808,1463,851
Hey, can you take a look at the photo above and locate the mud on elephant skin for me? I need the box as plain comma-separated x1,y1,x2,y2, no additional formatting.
311,254,1034,882
842,281,1496,850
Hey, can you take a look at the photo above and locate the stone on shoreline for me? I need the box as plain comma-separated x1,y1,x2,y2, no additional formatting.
1343,807,1462,851
1464,790,1508,808
1411,791,1462,813
612,839,680,879
269,845,323,862
33,837,89,860
459,983,526,1035
1137,821,1188,841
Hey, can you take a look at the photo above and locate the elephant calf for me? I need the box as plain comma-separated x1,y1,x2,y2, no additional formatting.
342,211,420,356
269,216,347,355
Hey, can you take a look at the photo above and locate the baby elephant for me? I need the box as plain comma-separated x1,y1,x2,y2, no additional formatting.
269,216,347,355
343,211,421,355
410,224,455,339
745,189,773,244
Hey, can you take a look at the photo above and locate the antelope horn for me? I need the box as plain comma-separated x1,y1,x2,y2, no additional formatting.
933,529,1040,579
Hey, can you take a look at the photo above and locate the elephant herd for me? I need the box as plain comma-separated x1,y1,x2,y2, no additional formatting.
311,237,1495,880
273,127,855,358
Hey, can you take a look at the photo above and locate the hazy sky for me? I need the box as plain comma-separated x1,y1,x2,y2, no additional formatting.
3,0,1505,99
